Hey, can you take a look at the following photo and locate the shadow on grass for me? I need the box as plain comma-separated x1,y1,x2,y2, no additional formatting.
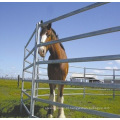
0,104,47,118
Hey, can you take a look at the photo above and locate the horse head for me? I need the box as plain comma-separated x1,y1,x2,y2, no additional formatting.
38,20,53,57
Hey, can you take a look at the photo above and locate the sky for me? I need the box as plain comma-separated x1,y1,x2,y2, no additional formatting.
0,2,120,80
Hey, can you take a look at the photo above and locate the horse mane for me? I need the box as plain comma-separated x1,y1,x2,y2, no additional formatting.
52,28,65,51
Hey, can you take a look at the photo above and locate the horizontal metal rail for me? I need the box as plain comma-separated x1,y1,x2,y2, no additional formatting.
36,87,112,91
35,79,120,89
37,88,84,90
85,93,120,96
37,93,120,97
38,2,109,27
25,28,36,48
38,93,83,97
23,79,32,82
86,67,120,71
37,65,120,71
85,73,120,77
36,54,120,64
37,26,120,48
34,97,120,118
70,66,120,71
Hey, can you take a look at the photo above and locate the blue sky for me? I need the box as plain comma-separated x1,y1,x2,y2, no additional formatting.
0,2,120,79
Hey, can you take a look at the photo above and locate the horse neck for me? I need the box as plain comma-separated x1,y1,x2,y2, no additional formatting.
49,32,63,59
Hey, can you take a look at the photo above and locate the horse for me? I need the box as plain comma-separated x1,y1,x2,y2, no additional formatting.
38,20,69,118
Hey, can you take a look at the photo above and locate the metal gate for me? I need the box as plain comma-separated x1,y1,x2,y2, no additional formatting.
20,2,120,118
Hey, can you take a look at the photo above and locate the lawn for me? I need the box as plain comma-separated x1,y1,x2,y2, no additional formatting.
0,79,120,118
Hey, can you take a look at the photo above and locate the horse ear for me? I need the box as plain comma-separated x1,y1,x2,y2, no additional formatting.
47,23,51,30
41,20,43,24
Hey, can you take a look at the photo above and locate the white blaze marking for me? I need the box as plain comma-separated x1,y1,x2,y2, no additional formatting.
41,33,47,43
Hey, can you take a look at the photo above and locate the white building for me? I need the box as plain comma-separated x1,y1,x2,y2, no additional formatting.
70,73,101,83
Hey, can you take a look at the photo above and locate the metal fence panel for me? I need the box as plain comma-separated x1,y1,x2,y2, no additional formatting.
34,97,120,118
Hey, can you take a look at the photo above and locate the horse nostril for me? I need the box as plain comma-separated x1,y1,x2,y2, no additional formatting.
42,49,44,54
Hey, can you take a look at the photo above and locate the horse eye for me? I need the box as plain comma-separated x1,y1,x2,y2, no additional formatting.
46,32,50,37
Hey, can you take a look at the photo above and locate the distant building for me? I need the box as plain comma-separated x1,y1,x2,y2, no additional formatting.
70,73,101,83
104,77,120,84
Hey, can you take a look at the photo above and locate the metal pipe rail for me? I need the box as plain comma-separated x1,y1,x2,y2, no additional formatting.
85,73,120,77
36,54,120,65
70,66,120,71
36,87,117,91
25,29,36,48
38,65,120,71
37,26,120,48
38,2,109,27
23,78,120,89
25,54,120,71
35,79,120,89
68,72,120,77
34,97,120,118
37,93,120,97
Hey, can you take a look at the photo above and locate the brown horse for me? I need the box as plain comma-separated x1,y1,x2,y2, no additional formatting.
38,20,69,118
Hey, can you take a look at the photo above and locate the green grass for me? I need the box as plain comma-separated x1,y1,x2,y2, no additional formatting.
0,79,120,118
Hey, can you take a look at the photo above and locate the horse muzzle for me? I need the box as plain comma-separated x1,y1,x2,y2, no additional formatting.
38,47,46,57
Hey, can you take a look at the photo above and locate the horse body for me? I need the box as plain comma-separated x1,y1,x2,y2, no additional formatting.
38,20,69,118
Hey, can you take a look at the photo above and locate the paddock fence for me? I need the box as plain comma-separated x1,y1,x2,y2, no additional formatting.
20,2,120,118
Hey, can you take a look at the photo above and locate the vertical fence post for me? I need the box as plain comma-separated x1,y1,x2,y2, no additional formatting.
113,69,115,99
36,23,40,97
36,58,39,97
83,67,86,98
18,75,20,88
30,23,39,117
20,47,26,113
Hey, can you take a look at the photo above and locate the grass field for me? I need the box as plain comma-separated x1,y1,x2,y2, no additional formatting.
0,79,120,118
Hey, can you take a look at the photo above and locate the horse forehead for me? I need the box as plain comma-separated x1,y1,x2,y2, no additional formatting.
40,27,47,36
